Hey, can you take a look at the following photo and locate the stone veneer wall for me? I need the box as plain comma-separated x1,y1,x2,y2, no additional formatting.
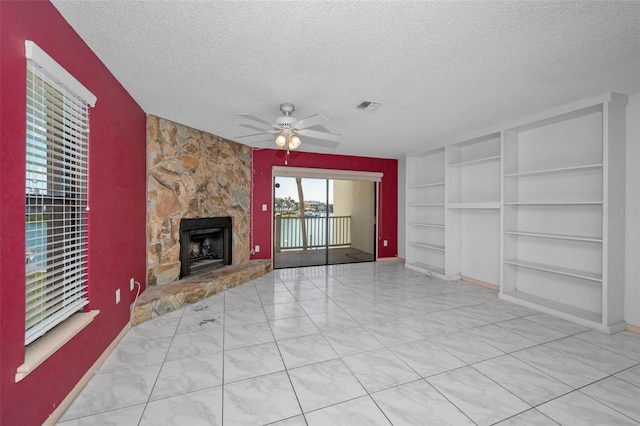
146,115,251,286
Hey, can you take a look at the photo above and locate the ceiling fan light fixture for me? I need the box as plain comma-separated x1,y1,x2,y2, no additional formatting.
275,133,287,147
289,135,301,150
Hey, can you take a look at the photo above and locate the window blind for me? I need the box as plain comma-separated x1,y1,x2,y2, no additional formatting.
25,45,92,346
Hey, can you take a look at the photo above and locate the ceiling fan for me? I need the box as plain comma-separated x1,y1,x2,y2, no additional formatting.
235,103,340,151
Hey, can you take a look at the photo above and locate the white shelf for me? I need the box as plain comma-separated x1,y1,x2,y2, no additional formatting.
500,290,602,324
406,262,445,276
447,202,500,209
504,163,603,178
408,182,445,188
408,242,445,252
408,223,445,228
504,230,602,243
448,155,501,168
408,203,445,207
504,259,602,283
504,201,603,206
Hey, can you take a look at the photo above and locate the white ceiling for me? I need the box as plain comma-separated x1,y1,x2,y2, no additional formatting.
52,0,640,159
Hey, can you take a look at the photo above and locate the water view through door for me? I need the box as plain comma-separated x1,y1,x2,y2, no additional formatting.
273,176,376,268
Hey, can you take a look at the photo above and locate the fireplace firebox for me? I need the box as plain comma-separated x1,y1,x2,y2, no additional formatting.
179,217,232,278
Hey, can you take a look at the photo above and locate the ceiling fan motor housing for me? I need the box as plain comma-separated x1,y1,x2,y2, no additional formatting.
279,103,295,115
275,116,295,129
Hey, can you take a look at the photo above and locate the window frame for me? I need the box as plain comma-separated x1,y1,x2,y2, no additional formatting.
23,40,97,351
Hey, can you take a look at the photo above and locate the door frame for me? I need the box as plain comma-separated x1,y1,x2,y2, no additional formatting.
271,166,383,267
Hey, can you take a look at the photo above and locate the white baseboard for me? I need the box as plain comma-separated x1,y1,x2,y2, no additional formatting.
377,256,402,262
43,323,131,425
461,275,499,291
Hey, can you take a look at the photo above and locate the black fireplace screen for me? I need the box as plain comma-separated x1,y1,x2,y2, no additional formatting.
179,217,232,278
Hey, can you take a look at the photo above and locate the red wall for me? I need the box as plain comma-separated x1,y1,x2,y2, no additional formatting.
251,149,398,260
0,1,147,424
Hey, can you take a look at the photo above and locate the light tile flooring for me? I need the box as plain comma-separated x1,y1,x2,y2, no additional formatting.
58,262,640,425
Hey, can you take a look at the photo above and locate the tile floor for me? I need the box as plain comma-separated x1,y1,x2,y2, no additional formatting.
58,262,640,425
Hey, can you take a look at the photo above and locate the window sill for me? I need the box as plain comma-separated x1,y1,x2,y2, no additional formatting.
16,310,100,382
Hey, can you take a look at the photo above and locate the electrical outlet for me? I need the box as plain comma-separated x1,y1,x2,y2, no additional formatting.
115,288,121,304
255,245,260,253
262,204,267,211
130,277,135,291
383,240,388,247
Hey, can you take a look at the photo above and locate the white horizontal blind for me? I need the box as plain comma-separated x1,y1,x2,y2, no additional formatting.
25,55,90,346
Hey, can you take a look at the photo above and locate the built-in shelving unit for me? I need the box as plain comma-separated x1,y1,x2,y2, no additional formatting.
501,93,627,333
405,92,627,334
405,148,448,278
445,133,501,285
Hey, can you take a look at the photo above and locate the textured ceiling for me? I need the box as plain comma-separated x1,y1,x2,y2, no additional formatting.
51,0,640,159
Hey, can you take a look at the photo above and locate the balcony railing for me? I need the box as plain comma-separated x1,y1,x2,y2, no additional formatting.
275,215,351,251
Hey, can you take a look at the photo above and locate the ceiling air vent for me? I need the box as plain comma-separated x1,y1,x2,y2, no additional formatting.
357,101,381,111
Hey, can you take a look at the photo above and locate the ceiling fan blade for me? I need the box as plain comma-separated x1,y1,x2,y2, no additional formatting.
239,123,272,132
238,113,273,126
302,138,341,149
308,124,331,133
294,113,329,129
296,128,341,141
244,139,274,147
235,131,274,139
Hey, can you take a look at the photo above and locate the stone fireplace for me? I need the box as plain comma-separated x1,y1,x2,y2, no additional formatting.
146,115,251,286
179,216,232,278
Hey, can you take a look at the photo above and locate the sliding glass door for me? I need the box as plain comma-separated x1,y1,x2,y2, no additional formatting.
273,175,376,269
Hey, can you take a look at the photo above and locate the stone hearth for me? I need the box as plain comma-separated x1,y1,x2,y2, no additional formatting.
132,260,272,325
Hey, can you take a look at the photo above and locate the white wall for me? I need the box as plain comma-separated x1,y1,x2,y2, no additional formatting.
460,210,500,285
398,157,407,259
625,92,640,327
